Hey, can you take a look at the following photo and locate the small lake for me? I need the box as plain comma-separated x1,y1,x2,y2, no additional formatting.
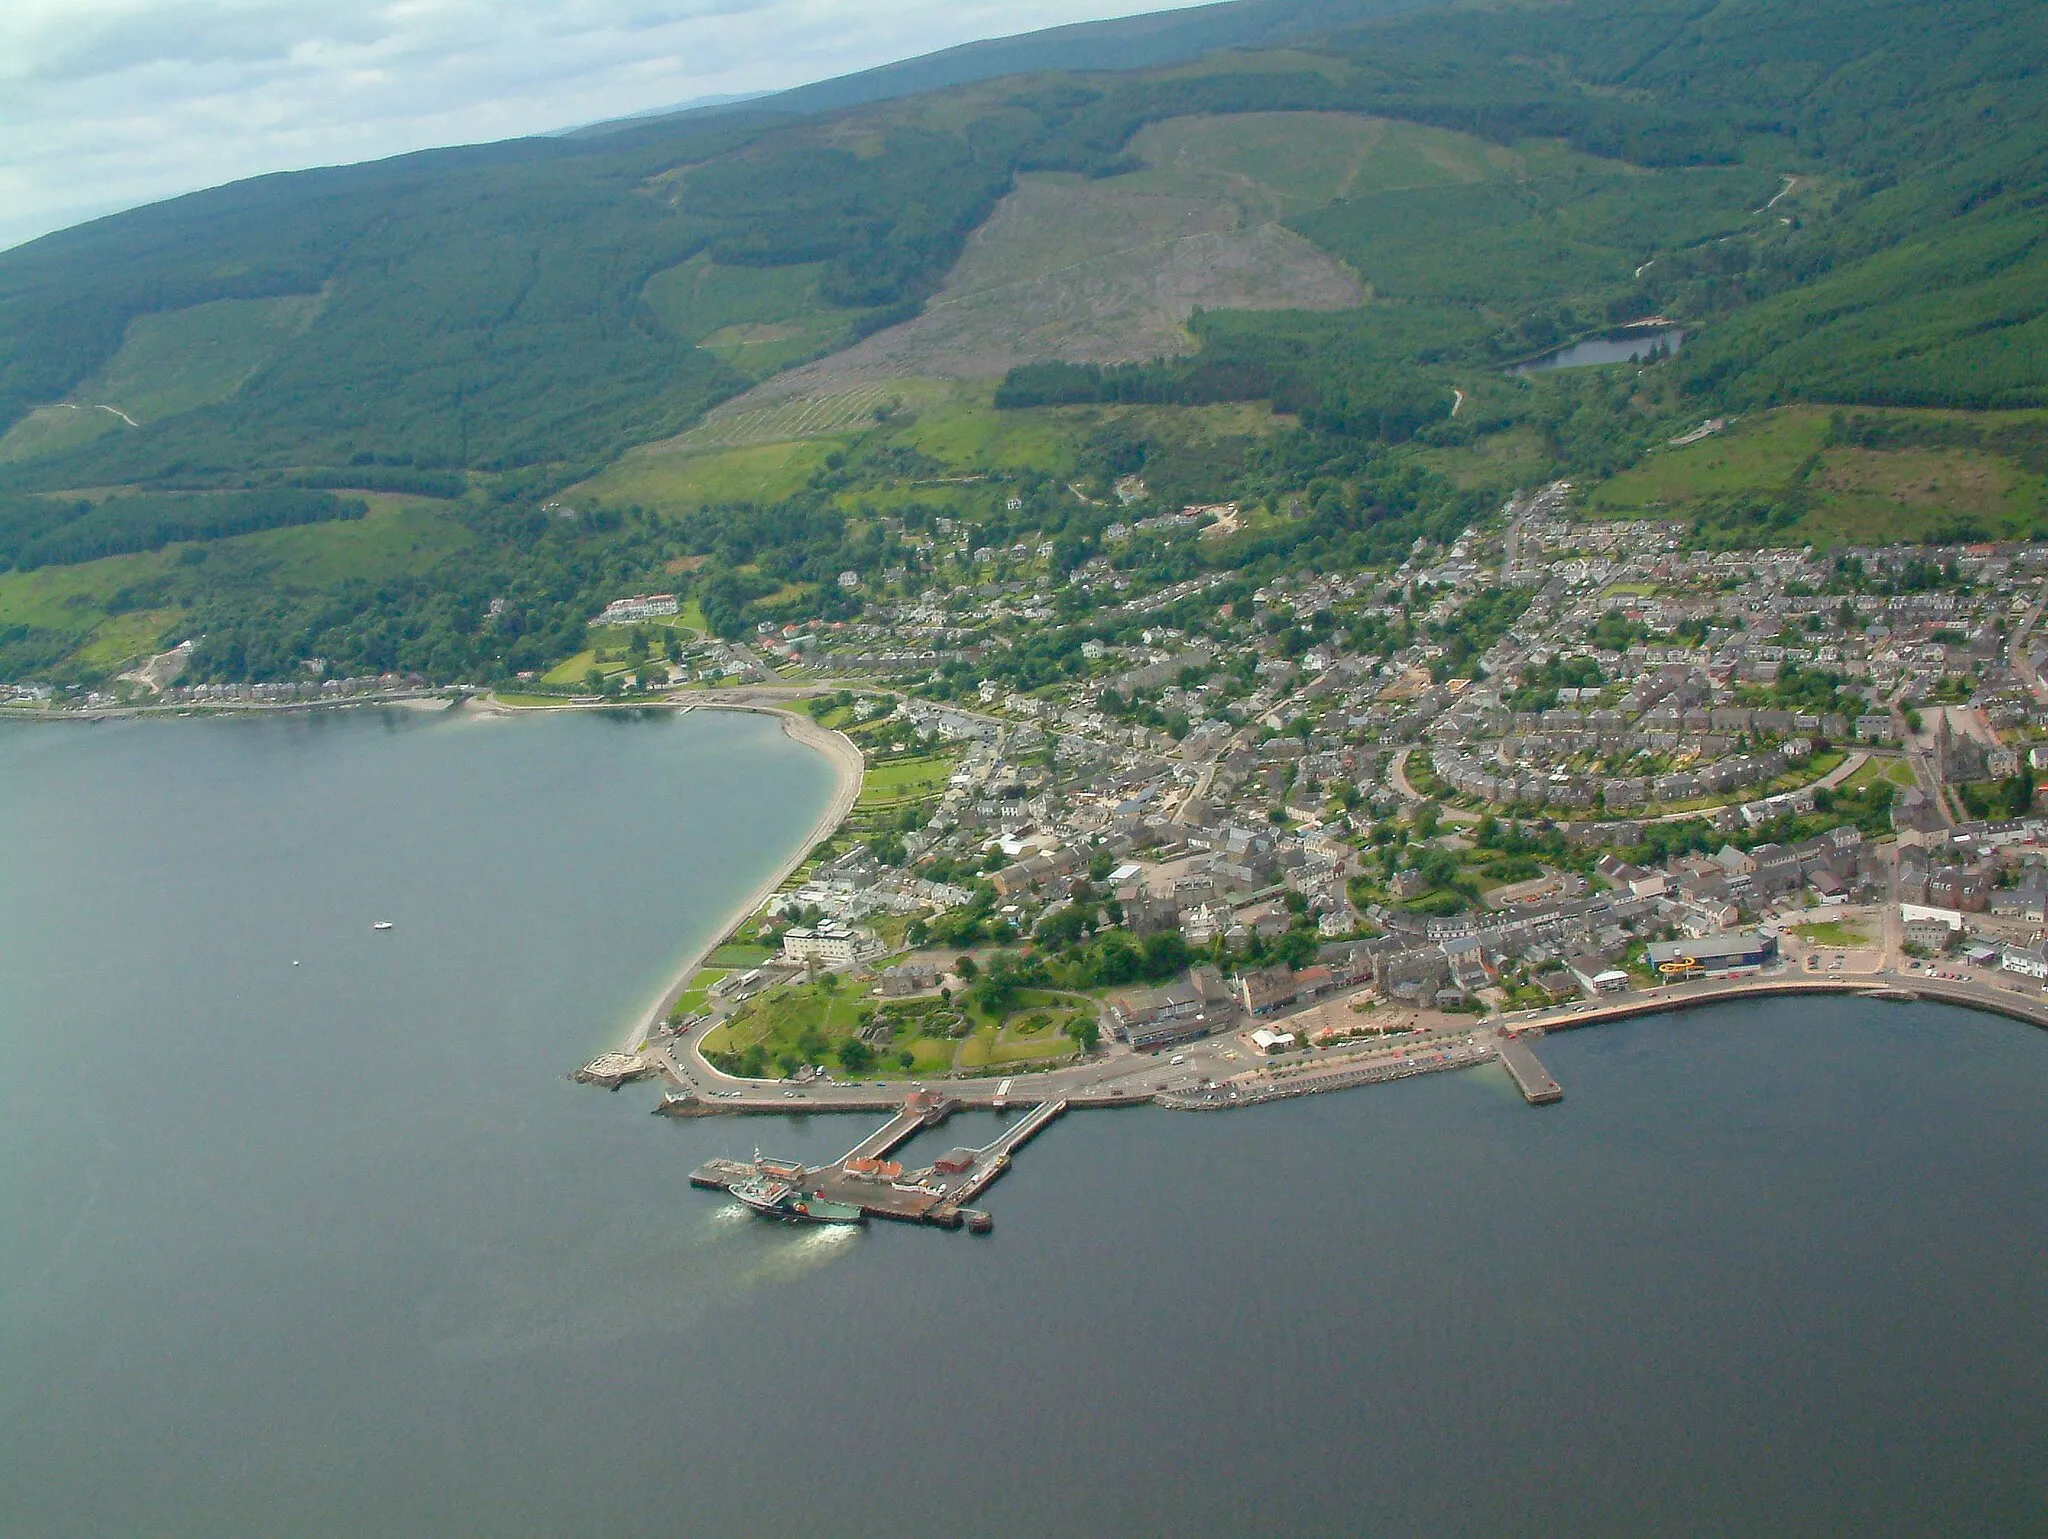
1510,325,1685,374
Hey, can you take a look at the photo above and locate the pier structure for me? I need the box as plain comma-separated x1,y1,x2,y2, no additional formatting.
1495,1030,1563,1104
690,1095,1068,1233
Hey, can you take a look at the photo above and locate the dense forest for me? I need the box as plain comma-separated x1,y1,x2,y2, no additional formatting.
0,489,361,571
4,0,2045,488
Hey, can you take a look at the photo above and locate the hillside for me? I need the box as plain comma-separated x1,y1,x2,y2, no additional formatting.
2,0,2047,688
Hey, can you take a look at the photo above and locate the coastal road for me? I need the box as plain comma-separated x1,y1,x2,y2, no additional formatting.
662,956,2048,1122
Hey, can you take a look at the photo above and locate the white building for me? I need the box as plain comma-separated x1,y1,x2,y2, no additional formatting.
780,923,876,969
596,593,679,625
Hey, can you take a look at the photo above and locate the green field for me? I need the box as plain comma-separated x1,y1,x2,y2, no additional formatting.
0,496,471,678
859,751,958,801
574,437,845,515
1585,406,2048,546
703,976,1091,1079
701,982,955,1078
83,293,324,422
1843,757,1918,793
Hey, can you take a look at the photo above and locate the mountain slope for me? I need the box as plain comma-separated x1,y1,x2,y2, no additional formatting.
5,0,2045,494
4,0,2048,689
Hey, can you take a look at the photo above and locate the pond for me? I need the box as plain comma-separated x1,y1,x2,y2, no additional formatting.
1510,325,1685,374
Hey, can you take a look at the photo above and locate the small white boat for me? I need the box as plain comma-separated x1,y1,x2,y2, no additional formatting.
371,921,395,931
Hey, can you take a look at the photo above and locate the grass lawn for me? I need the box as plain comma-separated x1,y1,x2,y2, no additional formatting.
705,943,774,969
669,967,730,1017
1843,756,1918,792
854,750,959,807
955,1027,997,1073
1789,918,1872,947
890,1035,959,1077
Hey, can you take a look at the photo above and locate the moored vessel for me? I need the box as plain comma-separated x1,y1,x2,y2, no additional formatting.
730,1173,866,1226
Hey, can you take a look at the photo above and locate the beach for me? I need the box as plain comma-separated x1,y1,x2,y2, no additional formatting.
612,701,864,1054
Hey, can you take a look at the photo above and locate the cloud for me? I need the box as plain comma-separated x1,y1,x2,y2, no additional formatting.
0,1,1199,251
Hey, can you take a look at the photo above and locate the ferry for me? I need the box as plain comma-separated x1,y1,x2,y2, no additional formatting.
371,921,395,931
729,1173,866,1226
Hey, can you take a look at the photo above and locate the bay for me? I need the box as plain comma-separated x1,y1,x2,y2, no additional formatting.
2,710,2043,1537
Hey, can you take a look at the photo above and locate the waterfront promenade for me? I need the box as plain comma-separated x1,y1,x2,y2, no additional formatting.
650,964,2048,1123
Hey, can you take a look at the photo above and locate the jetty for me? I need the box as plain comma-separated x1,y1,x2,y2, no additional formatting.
689,1094,1068,1233
1495,1030,1563,1104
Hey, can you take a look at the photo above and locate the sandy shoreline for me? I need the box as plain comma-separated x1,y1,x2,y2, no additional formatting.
612,701,864,1055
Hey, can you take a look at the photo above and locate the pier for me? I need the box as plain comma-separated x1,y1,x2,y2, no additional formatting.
690,1095,1066,1233
1495,1030,1563,1104
837,1091,956,1164
1154,1026,1496,1110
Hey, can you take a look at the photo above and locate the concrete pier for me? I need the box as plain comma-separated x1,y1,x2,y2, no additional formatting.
837,1095,953,1165
1496,1030,1563,1104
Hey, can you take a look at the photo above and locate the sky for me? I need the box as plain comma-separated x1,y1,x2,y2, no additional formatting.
0,0,1206,252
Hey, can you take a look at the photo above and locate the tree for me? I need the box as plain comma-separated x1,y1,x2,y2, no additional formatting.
1093,930,1141,986
1276,928,1319,968
1139,931,1190,980
954,955,978,982
837,1037,874,1074
1035,904,1092,949
1070,1016,1101,1052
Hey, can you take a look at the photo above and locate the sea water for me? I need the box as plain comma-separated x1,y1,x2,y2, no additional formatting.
2,710,2042,1537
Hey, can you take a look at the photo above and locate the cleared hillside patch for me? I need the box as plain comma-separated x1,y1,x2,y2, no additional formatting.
710,172,1360,404
84,293,325,423
675,111,1407,447
640,256,859,380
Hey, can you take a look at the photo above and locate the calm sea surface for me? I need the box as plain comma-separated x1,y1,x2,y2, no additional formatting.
3,710,2043,1538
